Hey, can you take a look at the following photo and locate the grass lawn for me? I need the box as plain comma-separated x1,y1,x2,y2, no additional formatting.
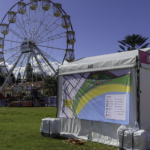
0,107,118,150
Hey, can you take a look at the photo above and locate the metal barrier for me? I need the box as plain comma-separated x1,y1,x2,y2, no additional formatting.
0,99,6,107
44,96,57,107
0,97,56,107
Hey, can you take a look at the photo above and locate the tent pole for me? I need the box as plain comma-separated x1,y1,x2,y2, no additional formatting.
137,49,141,129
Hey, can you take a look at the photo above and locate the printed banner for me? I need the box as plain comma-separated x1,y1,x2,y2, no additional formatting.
139,50,150,69
60,69,130,124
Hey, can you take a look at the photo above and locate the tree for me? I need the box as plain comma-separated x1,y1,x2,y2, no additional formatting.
34,73,43,81
43,76,57,96
118,34,150,52
16,72,21,83
26,63,32,82
0,75,5,86
11,73,16,83
25,63,36,82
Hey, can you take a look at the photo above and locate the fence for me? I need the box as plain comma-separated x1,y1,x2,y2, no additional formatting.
0,99,6,107
0,97,57,107
44,96,57,107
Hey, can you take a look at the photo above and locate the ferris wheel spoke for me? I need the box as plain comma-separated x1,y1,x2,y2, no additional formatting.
18,15,31,37
6,55,21,65
34,16,60,42
37,35,66,44
14,23,26,38
6,53,21,62
24,8,32,39
32,11,46,40
21,15,30,39
33,4,53,38
37,32,66,44
32,12,52,40
36,44,65,51
33,15,55,41
4,39,22,44
31,1,42,40
35,23,61,43
15,17,28,38
43,17,61,31
33,1,52,37
9,27,24,40
32,10,38,40
3,46,21,54
4,50,22,63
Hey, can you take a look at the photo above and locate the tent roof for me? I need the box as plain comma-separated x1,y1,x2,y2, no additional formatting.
59,48,150,75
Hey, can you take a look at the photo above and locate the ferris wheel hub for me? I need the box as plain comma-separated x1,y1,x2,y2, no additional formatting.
21,40,36,53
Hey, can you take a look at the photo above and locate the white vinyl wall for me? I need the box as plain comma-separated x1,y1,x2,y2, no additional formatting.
57,68,137,144
140,68,150,133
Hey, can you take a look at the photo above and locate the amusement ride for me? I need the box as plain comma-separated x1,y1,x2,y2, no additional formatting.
0,0,75,98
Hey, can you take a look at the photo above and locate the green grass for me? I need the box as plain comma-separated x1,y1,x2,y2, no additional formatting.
0,107,118,150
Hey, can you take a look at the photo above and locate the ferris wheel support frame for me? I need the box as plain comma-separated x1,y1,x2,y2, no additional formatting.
32,50,46,77
21,53,31,84
0,53,23,92
34,46,56,74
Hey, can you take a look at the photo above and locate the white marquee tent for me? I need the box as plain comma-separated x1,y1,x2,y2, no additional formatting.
41,48,150,149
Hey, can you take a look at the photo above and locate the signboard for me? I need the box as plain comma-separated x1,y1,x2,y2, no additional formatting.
139,50,150,69
27,86,31,90
21,41,29,53
23,86,31,90
60,69,130,124
13,85,22,93
105,94,127,121
44,96,57,107
23,86,27,90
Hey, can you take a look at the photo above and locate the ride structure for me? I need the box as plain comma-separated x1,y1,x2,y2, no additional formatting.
0,0,76,95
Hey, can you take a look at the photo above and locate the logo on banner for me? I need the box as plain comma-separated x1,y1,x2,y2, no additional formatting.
147,55,150,63
64,100,72,107
139,50,150,69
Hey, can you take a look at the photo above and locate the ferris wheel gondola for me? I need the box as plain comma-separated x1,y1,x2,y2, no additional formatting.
0,0,76,93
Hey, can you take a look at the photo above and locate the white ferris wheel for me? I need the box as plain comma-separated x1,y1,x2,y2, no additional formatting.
0,0,75,92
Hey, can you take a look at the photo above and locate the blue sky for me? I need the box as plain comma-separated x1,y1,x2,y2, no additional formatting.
0,0,150,61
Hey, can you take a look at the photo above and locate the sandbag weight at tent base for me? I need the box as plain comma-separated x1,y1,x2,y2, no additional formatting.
119,129,127,150
118,129,138,150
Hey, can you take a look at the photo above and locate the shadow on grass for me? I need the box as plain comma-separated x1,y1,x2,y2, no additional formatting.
53,136,68,140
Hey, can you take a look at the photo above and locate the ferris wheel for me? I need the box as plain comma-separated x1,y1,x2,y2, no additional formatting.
0,0,75,92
